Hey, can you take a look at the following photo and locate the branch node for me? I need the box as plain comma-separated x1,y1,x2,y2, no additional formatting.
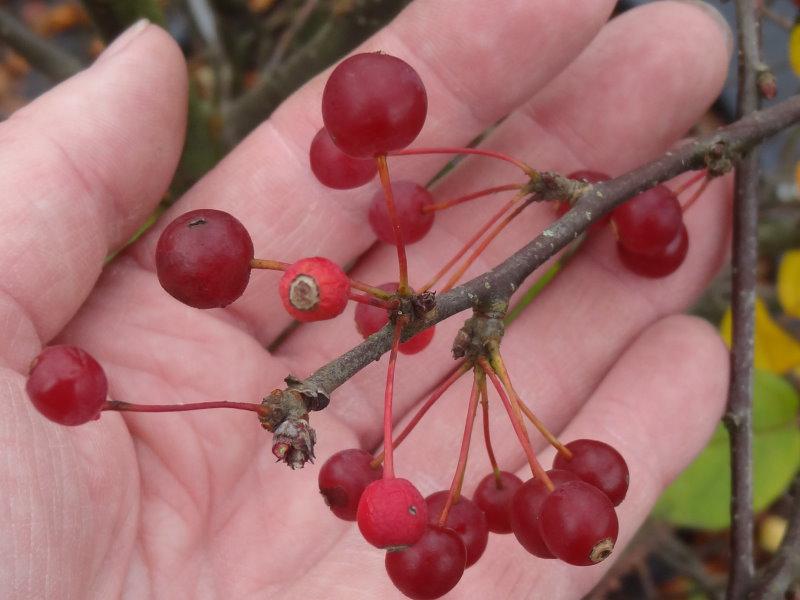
524,170,588,202
756,68,777,101
452,299,508,360
704,141,735,177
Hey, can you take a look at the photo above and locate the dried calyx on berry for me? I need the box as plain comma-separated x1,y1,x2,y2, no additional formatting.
279,257,350,322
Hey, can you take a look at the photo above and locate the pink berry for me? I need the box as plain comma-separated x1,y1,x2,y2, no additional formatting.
612,184,683,255
425,492,488,567
156,209,254,309
279,257,350,322
353,283,435,354
368,181,435,245
385,525,466,599
357,478,428,549
318,449,383,521
322,53,427,158
539,480,619,566
617,223,689,278
472,471,523,534
309,127,377,189
553,439,629,506
509,469,578,558
26,345,108,426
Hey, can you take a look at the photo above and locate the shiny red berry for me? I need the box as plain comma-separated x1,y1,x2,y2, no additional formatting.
539,480,619,566
553,439,629,506
279,257,350,322
611,184,682,255
472,471,523,534
156,209,254,309
309,127,377,189
617,223,689,278
509,469,578,558
26,345,108,426
425,492,488,567
318,449,383,521
385,525,466,600
357,478,428,549
368,181,435,245
322,53,427,158
353,282,435,355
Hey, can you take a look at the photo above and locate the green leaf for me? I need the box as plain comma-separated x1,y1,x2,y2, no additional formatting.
652,371,800,530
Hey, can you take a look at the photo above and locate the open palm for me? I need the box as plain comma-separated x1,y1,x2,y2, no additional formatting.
1,2,734,598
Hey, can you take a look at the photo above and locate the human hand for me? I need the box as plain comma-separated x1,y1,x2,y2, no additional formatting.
0,1,733,598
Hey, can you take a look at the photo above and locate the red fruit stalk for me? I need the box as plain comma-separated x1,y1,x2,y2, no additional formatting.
381,319,404,479
478,374,500,476
424,183,522,213
389,146,533,175
375,156,411,295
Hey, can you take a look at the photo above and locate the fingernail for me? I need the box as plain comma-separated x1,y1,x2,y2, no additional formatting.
677,0,733,55
97,19,150,63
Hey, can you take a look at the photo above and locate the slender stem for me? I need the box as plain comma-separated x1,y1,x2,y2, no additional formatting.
348,279,395,300
726,2,761,598
442,197,530,292
438,372,481,527
672,170,708,197
104,399,265,415
348,292,393,309
681,176,711,213
423,184,522,213
389,146,534,175
371,361,470,468
381,319,404,479
420,191,525,292
488,347,571,459
477,368,501,479
375,155,410,295
250,258,289,270
478,357,553,490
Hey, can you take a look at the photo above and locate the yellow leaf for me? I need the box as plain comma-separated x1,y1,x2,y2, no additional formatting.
791,24,800,77
778,250,800,318
720,298,800,374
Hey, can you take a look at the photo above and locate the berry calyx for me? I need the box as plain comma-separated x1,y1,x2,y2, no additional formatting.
539,480,619,566
309,127,377,189
385,525,466,600
322,52,427,158
425,492,488,567
472,471,523,534
552,439,629,506
279,257,350,322
611,184,683,255
509,469,579,558
318,448,383,521
617,223,689,278
26,345,108,426
368,181,435,245
156,209,254,309
357,478,428,549
353,282,435,354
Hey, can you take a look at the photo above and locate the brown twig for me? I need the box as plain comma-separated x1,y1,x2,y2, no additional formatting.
726,2,761,598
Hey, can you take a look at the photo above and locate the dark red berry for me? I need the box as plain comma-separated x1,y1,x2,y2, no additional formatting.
617,223,689,278
309,127,377,189
279,257,350,322
26,345,108,426
472,471,523,534
357,478,428,549
553,439,629,506
611,184,682,255
156,209,254,309
539,480,619,566
385,525,466,600
425,492,488,567
353,282,435,355
318,449,383,521
509,469,578,558
322,53,427,158
369,181,434,245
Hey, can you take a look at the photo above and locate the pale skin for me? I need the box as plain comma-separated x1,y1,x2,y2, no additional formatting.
0,1,735,598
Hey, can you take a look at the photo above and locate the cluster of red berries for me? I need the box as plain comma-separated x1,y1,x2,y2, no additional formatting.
22,48,709,600
318,438,628,598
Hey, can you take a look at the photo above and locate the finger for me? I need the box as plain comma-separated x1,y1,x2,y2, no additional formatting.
275,314,729,598
0,23,187,371
279,0,733,443
129,0,617,343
